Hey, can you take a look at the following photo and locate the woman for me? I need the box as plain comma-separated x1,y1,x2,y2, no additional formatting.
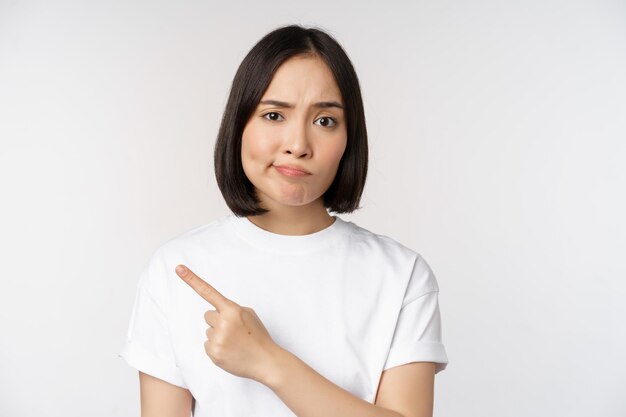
119,24,449,417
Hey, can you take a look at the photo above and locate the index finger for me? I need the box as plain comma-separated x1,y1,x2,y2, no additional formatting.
175,264,230,312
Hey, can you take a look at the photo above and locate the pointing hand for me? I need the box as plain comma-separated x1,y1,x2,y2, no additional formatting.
175,264,280,384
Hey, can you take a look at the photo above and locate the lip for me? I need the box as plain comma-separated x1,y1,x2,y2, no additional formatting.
273,164,311,177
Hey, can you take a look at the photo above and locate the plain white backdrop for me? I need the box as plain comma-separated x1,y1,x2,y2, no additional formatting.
1,0,625,416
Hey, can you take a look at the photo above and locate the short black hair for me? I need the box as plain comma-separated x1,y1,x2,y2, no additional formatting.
214,24,368,217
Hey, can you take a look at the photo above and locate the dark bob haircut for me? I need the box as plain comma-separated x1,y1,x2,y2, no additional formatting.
214,24,368,217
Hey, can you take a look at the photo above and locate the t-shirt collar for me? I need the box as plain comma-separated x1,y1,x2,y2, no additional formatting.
227,213,351,253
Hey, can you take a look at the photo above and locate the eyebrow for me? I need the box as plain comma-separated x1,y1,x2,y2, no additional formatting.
259,99,344,110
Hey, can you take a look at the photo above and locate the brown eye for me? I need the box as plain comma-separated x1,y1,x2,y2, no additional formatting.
262,112,284,121
314,116,338,128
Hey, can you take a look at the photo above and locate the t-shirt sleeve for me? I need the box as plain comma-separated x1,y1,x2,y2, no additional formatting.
118,259,188,389
382,255,449,374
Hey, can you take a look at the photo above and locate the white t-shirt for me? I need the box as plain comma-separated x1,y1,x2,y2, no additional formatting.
119,213,449,416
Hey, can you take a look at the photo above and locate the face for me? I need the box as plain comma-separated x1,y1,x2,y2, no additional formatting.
241,55,348,210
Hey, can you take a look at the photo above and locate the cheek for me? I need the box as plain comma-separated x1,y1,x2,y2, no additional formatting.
242,124,275,165
322,136,348,168
241,129,272,167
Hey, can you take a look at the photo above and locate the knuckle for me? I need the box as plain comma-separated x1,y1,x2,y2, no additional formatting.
200,285,213,298
235,307,249,321
212,343,224,358
227,304,242,316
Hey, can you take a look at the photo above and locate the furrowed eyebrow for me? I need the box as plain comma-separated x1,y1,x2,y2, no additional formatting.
259,99,344,110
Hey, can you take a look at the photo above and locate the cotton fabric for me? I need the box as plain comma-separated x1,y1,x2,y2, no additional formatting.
119,213,449,416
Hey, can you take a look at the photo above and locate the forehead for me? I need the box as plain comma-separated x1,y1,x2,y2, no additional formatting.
262,55,342,101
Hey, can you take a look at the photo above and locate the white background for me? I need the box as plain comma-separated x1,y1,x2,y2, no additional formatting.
1,1,625,416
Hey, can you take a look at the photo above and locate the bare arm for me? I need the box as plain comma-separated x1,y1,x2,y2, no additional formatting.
264,347,405,417
138,371,193,417
375,362,436,417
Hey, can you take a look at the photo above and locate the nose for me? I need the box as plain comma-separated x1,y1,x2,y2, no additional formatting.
283,118,312,158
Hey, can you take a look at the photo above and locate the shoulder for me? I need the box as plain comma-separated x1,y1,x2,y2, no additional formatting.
137,214,231,289
346,220,420,265
157,214,231,255
146,213,237,266
346,220,440,299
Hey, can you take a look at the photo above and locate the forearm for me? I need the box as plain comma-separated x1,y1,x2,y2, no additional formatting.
262,346,403,417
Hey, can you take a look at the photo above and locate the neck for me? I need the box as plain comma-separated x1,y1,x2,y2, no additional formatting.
246,200,334,236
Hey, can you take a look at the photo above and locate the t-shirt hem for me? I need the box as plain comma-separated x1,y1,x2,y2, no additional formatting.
382,341,449,374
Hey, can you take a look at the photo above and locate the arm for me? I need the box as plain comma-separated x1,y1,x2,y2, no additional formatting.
374,362,436,417
262,346,409,417
138,371,193,417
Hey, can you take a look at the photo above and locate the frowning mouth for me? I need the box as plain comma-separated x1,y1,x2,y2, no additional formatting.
273,164,311,177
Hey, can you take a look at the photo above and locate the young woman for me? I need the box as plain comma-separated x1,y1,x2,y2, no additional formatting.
119,24,449,417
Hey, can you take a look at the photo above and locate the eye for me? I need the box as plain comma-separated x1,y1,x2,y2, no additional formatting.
262,112,284,122
314,116,338,128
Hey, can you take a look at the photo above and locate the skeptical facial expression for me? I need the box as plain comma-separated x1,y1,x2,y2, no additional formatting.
241,55,348,209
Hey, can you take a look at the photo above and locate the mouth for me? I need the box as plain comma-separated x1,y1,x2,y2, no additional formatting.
273,164,311,177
